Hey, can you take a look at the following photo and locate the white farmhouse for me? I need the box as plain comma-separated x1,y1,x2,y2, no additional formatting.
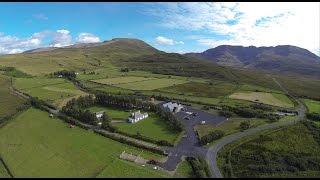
162,102,184,113
95,111,104,119
128,110,148,123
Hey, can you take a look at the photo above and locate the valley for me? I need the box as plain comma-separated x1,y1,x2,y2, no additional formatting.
0,38,319,178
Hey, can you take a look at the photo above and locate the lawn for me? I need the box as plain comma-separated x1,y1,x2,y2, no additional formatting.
229,92,294,108
87,106,180,144
116,78,189,90
92,76,156,85
87,106,131,120
0,108,168,178
302,99,320,113
14,77,88,108
0,75,26,117
217,122,320,178
173,160,193,178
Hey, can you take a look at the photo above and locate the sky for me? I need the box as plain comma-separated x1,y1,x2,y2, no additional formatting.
0,2,319,55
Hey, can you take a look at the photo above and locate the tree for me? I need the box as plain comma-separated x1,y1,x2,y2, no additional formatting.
101,113,110,130
240,121,251,131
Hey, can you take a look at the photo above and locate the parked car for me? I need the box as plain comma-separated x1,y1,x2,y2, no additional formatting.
193,112,198,116
185,117,190,120
200,121,206,125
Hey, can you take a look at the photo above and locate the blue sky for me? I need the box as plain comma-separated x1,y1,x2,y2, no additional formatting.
0,2,319,55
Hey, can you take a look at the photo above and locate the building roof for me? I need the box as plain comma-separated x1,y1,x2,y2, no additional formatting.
129,111,147,119
162,102,183,111
95,111,104,116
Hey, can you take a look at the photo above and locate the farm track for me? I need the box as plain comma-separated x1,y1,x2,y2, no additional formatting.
206,78,307,178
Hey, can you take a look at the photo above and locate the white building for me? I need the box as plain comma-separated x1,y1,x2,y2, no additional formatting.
128,110,148,123
95,111,104,119
162,102,184,113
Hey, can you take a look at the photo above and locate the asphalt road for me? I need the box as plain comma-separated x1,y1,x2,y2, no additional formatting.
159,105,227,171
206,78,307,178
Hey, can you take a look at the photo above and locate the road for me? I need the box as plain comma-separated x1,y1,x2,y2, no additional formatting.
159,105,227,171
206,78,307,178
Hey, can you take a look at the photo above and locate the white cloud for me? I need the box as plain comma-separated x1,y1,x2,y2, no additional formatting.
32,13,48,20
155,36,184,46
76,33,101,43
147,2,320,55
0,30,101,54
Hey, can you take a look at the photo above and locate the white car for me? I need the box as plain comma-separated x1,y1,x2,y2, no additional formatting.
200,121,206,125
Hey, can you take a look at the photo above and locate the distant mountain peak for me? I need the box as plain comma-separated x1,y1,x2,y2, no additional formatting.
186,45,320,76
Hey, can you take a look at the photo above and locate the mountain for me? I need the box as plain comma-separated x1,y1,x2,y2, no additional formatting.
1,38,320,99
23,38,159,54
186,45,320,76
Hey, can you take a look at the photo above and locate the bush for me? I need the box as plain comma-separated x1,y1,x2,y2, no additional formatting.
200,130,225,145
219,110,233,118
306,112,320,121
239,121,251,131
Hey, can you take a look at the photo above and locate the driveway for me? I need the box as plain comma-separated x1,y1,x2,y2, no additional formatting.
159,104,227,171
206,78,307,178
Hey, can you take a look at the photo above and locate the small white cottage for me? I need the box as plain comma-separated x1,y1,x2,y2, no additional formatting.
128,110,148,123
95,111,105,119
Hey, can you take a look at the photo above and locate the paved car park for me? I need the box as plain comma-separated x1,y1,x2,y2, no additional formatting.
159,105,227,171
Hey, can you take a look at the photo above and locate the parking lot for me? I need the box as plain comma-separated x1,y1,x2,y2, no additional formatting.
159,104,227,171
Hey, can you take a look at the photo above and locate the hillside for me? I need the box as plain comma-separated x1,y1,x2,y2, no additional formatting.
1,38,319,99
187,45,320,77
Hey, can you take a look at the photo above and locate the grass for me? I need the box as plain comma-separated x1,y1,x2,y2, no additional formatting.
87,106,180,144
217,122,320,178
229,91,294,108
0,108,167,178
239,84,283,94
195,116,297,139
87,106,131,120
116,78,189,90
0,159,11,178
158,81,239,98
14,77,88,108
0,75,25,117
96,158,168,178
302,99,320,113
92,76,156,85
173,160,193,178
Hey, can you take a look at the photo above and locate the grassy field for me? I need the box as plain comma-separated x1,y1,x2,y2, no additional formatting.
0,75,25,117
96,158,168,178
0,108,168,178
87,106,131,120
92,76,156,85
195,116,297,140
116,78,189,90
239,84,283,94
173,160,193,178
87,106,180,144
0,159,11,178
159,81,239,98
14,77,88,108
302,99,320,113
229,92,294,108
217,122,320,178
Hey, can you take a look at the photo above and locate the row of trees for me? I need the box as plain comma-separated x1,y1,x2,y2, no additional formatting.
200,130,225,145
186,157,212,178
61,95,98,125
220,105,281,122
306,112,320,122
52,70,76,80
95,93,183,132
